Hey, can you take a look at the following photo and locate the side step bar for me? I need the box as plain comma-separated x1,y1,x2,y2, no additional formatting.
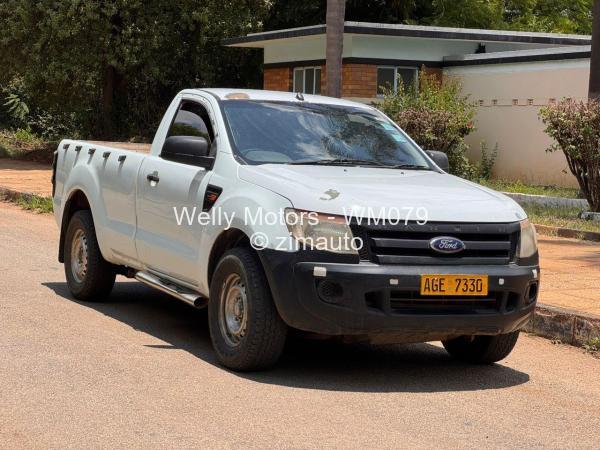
135,271,208,309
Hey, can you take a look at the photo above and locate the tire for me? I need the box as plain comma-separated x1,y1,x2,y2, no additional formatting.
442,331,520,364
208,247,287,371
64,210,116,301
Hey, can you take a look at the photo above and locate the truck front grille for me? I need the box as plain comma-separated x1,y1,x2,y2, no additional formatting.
388,290,502,314
351,221,520,265
365,290,520,315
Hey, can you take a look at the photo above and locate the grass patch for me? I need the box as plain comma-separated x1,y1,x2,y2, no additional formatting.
481,179,581,199
523,204,600,234
583,338,600,357
2,192,53,214
16,195,53,213
0,129,55,163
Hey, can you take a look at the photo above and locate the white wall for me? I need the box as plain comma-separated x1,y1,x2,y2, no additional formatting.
263,34,554,65
445,59,590,187
349,35,553,61
265,35,346,63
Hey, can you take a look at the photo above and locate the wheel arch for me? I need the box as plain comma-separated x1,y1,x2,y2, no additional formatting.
207,228,251,286
58,189,92,263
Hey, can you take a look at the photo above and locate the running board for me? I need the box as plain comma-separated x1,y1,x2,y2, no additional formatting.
135,271,208,309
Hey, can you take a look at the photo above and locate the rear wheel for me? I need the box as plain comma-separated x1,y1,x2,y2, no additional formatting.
64,210,116,301
208,247,287,371
442,331,520,364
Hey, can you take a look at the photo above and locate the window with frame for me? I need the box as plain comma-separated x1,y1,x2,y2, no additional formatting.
293,66,322,95
377,67,418,95
162,100,217,160
167,101,215,143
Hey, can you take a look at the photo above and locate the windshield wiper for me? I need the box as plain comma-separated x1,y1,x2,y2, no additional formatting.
287,159,433,170
387,164,432,170
287,158,387,167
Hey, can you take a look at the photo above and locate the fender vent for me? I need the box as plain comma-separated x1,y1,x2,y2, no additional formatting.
203,185,222,211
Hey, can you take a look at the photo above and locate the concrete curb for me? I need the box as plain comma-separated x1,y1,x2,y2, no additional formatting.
524,304,600,346
503,191,589,209
535,224,600,242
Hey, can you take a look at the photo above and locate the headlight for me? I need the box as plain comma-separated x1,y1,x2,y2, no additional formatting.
285,208,359,255
518,219,538,259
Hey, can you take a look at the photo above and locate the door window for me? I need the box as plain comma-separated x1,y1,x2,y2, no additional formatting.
167,101,215,143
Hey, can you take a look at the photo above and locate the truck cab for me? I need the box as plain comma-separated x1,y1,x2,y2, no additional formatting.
53,89,539,371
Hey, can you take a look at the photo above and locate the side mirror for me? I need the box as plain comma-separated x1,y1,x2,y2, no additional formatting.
425,150,449,172
161,135,214,169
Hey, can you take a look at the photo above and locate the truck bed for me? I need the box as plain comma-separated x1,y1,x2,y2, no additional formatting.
85,141,150,154
53,139,151,266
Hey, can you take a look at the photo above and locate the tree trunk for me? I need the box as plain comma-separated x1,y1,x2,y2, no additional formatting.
589,0,600,99
325,0,346,98
100,65,116,138
99,4,122,138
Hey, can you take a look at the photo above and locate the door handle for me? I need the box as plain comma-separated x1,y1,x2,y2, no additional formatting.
146,172,160,183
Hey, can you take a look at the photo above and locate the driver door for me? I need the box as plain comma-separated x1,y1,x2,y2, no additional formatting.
135,97,217,286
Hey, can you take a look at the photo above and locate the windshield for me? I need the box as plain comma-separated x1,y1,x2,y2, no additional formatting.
221,101,432,168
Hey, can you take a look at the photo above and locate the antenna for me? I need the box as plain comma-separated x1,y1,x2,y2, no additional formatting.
296,92,305,101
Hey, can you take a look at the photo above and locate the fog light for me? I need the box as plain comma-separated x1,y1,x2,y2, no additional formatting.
317,280,344,304
526,282,539,304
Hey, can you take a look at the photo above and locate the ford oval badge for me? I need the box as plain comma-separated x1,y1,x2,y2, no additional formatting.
429,236,466,254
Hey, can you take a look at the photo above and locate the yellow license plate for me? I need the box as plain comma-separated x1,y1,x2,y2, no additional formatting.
420,275,488,296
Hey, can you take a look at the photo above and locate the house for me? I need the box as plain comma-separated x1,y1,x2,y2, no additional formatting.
224,22,593,187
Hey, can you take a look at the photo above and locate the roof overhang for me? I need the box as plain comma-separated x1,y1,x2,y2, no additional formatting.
444,45,591,67
223,21,591,48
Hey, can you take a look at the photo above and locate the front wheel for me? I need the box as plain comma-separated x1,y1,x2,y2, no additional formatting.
208,247,287,371
442,331,520,364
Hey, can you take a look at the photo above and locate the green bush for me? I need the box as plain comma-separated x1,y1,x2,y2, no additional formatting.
0,129,55,162
377,71,484,178
539,99,600,212
476,141,498,181
0,77,29,129
1,76,81,142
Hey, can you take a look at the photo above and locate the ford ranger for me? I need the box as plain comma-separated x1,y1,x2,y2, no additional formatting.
52,89,539,371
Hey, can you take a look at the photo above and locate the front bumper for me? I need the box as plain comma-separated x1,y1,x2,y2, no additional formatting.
259,249,539,340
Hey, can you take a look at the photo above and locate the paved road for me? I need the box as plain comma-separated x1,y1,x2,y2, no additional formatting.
1,202,599,449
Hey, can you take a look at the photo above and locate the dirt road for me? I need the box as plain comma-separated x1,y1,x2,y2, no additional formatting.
1,202,599,449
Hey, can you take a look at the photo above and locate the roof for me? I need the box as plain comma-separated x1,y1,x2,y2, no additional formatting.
223,21,591,47
444,45,591,66
186,88,373,108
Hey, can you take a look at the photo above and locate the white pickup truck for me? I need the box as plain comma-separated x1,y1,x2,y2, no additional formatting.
52,89,539,370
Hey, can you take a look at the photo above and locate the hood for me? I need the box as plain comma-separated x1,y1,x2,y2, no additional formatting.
238,165,526,223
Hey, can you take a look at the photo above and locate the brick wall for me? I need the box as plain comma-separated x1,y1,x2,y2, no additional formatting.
264,63,440,98
422,66,443,83
264,67,291,91
341,64,377,98
319,65,326,94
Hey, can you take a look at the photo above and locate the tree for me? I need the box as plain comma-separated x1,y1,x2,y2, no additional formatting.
325,0,346,98
1,0,594,140
590,0,600,99
264,1,435,30
0,0,269,139
430,0,592,33
540,100,600,212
